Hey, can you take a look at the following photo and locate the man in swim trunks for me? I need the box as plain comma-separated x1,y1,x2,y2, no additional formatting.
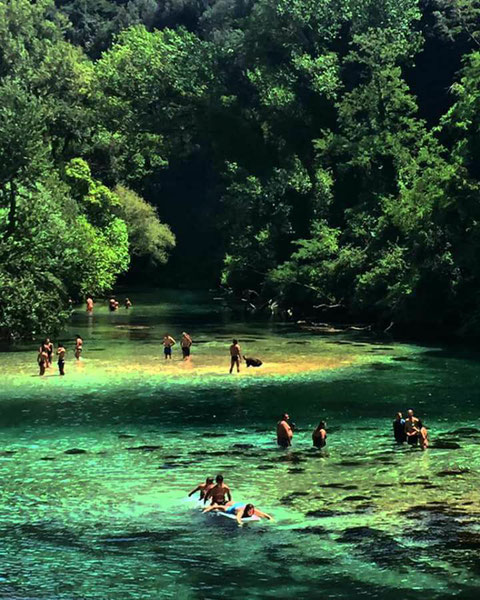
405,409,420,446
203,474,232,505
203,502,273,525
229,339,241,374
181,332,193,360
57,342,66,376
393,412,407,443
277,413,293,447
163,334,176,359
188,477,214,500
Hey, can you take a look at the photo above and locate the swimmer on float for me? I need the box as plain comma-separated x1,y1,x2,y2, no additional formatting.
203,502,273,525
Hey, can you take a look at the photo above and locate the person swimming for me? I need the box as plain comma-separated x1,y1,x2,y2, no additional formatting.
203,502,273,525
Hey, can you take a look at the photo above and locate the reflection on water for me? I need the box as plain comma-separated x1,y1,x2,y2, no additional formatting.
1,290,480,599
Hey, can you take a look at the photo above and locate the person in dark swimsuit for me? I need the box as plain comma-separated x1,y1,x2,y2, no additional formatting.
57,342,66,376
312,421,327,448
163,334,176,359
393,412,407,443
181,332,192,360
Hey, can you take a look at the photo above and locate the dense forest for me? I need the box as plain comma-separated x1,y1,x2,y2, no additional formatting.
1,0,480,339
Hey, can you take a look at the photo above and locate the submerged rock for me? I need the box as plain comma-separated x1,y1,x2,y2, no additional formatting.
64,448,87,455
288,468,306,474
118,434,135,439
125,445,162,451
430,440,461,449
232,444,255,450
293,526,328,535
448,428,480,436
369,363,396,371
257,465,275,470
342,495,370,502
306,509,343,518
201,432,227,438
436,468,470,477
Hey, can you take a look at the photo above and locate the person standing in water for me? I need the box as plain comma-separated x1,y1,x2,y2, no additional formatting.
229,339,242,374
417,420,429,450
37,346,49,376
405,409,420,446
188,477,214,500
163,334,176,360
181,332,193,360
74,334,83,360
393,412,407,443
39,338,53,368
203,474,232,505
57,342,66,376
124,298,132,309
277,413,293,447
312,421,327,448
86,296,94,314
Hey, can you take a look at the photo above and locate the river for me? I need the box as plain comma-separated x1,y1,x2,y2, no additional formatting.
0,290,479,599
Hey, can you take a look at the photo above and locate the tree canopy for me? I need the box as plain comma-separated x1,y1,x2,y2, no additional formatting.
2,0,480,337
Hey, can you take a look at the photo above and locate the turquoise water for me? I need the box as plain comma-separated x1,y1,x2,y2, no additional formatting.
1,291,480,599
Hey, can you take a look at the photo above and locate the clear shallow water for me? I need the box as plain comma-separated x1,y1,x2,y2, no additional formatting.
1,291,480,599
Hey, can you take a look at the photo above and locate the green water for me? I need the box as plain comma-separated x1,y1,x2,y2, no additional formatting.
1,291,480,599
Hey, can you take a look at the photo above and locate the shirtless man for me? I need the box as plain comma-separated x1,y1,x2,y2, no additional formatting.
86,297,94,313
188,477,214,500
229,339,241,374
203,502,273,525
124,298,132,309
277,413,293,447
181,332,193,360
109,297,118,312
57,342,66,376
163,334,176,360
405,409,420,446
203,474,232,505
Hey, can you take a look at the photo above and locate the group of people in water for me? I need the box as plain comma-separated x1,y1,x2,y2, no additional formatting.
277,413,328,449
393,409,429,449
86,296,132,314
188,474,273,525
37,335,83,376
